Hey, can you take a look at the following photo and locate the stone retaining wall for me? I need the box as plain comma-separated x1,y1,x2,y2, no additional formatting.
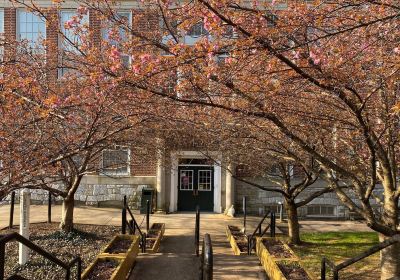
1,184,153,210
234,177,382,218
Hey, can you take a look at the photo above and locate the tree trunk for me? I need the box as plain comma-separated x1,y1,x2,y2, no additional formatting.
60,197,74,232
379,234,400,280
285,199,301,245
379,190,400,280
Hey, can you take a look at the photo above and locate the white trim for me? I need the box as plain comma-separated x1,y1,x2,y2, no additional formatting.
213,162,222,212
169,151,222,213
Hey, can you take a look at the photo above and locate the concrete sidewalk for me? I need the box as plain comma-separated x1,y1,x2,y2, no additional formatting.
0,204,373,280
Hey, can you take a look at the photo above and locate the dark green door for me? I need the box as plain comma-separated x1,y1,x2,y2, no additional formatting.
178,165,214,211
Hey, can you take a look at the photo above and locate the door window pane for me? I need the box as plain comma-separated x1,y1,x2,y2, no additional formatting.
180,170,193,190
198,170,212,191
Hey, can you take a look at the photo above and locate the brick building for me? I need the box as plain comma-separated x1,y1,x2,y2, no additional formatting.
0,0,369,218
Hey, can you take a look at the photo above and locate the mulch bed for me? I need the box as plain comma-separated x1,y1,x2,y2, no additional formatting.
228,225,248,252
150,223,163,230
85,259,119,280
146,239,156,249
0,223,120,279
263,239,293,258
277,262,310,280
105,239,133,254
146,230,160,239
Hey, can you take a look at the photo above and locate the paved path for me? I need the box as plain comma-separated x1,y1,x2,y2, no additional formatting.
0,204,374,279
130,213,267,280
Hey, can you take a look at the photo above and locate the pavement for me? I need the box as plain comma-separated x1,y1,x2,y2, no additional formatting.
0,204,373,279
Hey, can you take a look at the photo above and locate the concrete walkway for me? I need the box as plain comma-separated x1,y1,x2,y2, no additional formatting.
130,213,267,280
0,204,373,279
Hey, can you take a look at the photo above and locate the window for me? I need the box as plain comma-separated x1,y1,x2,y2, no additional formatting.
0,9,4,60
102,11,131,68
265,14,278,27
102,146,130,175
180,170,193,190
102,11,131,46
59,10,89,77
307,205,335,216
198,170,212,191
60,10,88,51
187,22,209,37
16,10,46,52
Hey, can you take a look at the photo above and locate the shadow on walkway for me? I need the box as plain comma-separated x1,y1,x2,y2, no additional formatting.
129,235,199,280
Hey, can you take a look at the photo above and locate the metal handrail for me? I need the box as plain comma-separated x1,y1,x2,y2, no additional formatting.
247,211,275,255
321,234,400,280
195,206,200,256
122,196,146,253
199,233,213,280
0,232,81,280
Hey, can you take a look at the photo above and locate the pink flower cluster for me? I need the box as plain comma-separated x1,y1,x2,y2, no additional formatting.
64,16,80,30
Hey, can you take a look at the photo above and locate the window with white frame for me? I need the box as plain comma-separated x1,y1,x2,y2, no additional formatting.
180,170,193,190
102,11,131,67
59,10,89,77
198,170,212,191
102,146,130,175
0,9,4,61
16,9,46,52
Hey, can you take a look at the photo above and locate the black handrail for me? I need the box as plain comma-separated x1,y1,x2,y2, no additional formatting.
195,206,200,256
0,232,81,280
247,210,275,255
9,191,15,229
199,233,213,280
122,196,146,253
321,234,400,280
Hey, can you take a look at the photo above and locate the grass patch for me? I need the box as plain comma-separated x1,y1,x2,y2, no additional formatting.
291,232,380,279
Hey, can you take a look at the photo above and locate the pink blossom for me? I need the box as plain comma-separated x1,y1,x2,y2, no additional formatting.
64,19,74,29
310,51,321,65
77,6,88,15
140,54,151,63
132,64,141,74
110,46,121,61
203,17,211,31
225,57,234,64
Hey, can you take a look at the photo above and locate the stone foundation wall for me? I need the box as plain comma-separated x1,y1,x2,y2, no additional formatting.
1,184,153,209
234,177,382,218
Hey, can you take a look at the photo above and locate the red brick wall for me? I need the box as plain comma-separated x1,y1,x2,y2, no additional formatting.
89,9,101,49
131,147,157,176
45,8,59,84
4,8,16,59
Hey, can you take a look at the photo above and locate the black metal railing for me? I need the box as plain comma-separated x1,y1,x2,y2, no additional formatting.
9,191,15,229
321,234,400,280
247,210,276,255
0,232,81,280
199,233,213,280
121,195,146,253
195,206,200,256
